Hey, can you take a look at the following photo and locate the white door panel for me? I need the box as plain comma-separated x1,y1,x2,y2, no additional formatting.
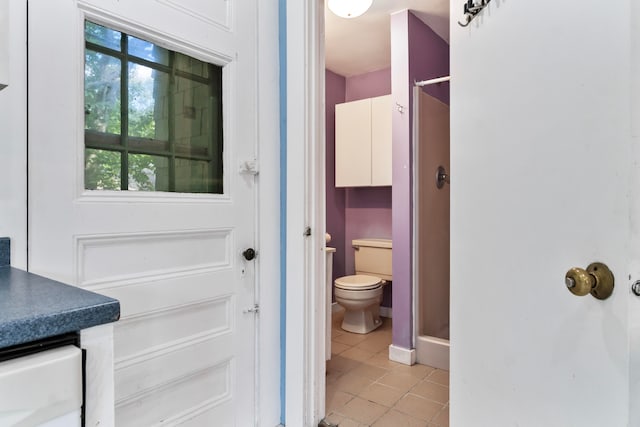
75,230,233,287
28,0,257,425
451,1,632,426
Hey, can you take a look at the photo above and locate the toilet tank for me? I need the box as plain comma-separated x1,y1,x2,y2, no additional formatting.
353,238,392,281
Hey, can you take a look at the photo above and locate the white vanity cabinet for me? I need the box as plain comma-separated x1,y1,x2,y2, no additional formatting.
335,94,392,187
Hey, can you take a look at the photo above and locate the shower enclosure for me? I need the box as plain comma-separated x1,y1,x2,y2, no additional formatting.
412,86,450,370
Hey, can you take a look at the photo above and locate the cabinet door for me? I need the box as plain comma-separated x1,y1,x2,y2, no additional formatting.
371,95,392,186
335,98,371,187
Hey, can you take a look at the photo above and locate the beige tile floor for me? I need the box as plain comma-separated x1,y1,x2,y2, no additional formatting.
325,309,449,427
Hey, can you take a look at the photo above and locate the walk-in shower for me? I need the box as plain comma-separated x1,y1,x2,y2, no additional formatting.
412,83,450,370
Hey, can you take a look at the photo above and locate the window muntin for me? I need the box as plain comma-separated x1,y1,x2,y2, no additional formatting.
84,21,223,193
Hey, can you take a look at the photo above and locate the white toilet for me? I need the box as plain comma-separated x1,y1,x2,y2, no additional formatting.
334,238,392,334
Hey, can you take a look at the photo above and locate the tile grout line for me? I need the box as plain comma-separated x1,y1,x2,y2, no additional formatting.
328,315,449,427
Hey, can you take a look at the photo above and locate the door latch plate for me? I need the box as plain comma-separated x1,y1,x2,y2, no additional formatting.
243,304,260,314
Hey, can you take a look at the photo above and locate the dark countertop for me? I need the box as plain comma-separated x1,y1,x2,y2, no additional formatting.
0,267,120,348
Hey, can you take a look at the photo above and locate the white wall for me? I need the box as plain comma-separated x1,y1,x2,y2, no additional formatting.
628,3,640,425
0,0,27,269
0,2,9,89
451,1,633,425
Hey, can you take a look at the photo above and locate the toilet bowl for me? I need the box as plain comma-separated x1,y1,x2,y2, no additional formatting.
334,238,392,334
334,275,385,334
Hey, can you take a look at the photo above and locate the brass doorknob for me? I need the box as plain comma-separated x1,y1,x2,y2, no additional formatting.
565,262,614,300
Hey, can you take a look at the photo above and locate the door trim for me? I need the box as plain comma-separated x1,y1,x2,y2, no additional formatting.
256,0,281,424
284,0,326,425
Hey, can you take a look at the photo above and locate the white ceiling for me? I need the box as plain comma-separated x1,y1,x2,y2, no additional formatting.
324,0,450,77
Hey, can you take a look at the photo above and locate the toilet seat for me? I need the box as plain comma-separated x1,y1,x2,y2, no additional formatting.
335,274,383,291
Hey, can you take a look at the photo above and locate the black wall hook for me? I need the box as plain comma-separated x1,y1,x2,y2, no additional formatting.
458,0,491,27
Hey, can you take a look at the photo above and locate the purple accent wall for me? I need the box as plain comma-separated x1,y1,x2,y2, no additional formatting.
325,70,346,283
391,10,449,350
343,187,392,274
345,68,391,102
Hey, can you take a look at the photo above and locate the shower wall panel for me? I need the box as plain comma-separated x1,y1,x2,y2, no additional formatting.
417,89,450,340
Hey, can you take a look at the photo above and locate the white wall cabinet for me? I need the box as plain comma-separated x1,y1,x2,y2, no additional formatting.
335,94,391,187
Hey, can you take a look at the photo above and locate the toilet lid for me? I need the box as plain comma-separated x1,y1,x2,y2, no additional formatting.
335,275,382,291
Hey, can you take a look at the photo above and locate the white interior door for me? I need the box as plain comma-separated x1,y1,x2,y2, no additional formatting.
451,1,637,425
28,1,259,425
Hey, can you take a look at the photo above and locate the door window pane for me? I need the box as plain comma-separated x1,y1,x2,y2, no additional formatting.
85,50,121,136
85,21,121,50
175,159,219,193
175,52,209,78
84,21,224,194
128,154,169,192
128,35,170,66
85,148,122,190
174,76,213,157
128,63,170,141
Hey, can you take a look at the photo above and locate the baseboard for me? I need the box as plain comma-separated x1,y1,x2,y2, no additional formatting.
388,344,416,366
415,335,450,371
379,306,392,318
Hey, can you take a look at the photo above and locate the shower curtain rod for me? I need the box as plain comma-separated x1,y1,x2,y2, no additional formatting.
414,76,451,87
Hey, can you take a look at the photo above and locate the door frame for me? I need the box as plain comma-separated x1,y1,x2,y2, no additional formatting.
285,2,640,427
255,0,282,424
284,0,326,425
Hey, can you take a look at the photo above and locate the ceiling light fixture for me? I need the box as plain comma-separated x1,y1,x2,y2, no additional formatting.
327,0,373,19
